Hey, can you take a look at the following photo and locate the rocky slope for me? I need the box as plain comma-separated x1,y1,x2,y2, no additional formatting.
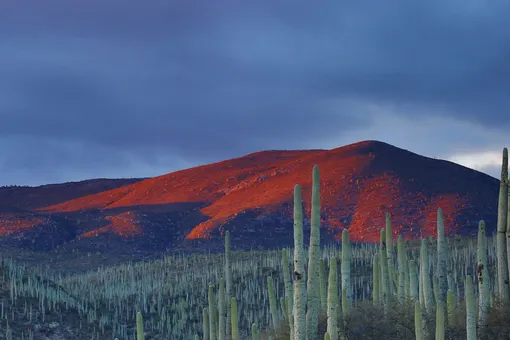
0,140,499,253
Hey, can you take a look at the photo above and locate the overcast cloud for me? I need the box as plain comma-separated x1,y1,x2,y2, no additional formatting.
0,0,508,185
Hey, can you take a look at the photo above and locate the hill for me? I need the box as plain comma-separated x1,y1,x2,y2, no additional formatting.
0,140,499,253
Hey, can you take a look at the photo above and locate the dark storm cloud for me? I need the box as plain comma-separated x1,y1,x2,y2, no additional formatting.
0,0,508,184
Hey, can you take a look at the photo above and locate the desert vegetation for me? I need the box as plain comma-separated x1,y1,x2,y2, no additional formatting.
0,148,509,339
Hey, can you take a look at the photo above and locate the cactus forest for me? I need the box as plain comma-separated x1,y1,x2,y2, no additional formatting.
1,148,510,340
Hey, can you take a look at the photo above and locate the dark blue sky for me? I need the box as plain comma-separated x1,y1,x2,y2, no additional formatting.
0,0,508,185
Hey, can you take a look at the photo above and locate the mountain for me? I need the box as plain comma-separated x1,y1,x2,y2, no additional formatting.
0,140,499,253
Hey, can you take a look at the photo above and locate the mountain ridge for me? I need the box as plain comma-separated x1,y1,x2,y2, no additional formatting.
0,140,499,252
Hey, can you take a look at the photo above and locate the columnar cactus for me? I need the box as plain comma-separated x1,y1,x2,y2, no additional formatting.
306,165,321,340
409,260,418,301
420,239,434,312
251,323,259,340
446,290,455,326
230,297,239,340
319,259,327,312
465,276,476,340
293,184,307,340
435,302,445,340
326,257,338,340
218,278,226,340
267,276,279,330
208,284,217,340
397,235,405,300
497,147,509,301
414,301,423,340
436,208,448,305
477,221,489,330
341,228,351,311
385,213,395,295
203,308,209,340
380,228,390,305
136,312,144,340
372,254,380,302
224,231,233,339
281,249,294,339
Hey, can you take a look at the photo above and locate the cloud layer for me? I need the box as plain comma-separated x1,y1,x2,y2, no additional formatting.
0,0,508,184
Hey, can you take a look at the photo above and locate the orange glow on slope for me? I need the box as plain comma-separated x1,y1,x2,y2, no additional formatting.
0,214,47,236
34,141,490,243
79,212,142,238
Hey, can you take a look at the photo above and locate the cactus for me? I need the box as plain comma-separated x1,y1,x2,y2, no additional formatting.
280,297,287,320
208,284,217,340
251,323,259,340
203,308,210,340
436,208,448,305
136,312,144,340
224,231,233,339
380,228,390,305
306,165,321,340
446,289,455,326
477,221,489,331
497,147,509,301
218,278,226,340
409,260,418,301
230,297,239,340
372,254,380,302
341,228,351,311
293,184,307,340
435,302,445,340
267,276,279,330
420,239,434,312
319,258,327,312
385,213,395,295
281,249,294,338
465,276,476,340
327,256,338,340
397,235,405,300
414,301,423,340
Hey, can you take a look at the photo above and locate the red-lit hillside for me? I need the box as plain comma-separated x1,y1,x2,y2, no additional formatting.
0,141,500,252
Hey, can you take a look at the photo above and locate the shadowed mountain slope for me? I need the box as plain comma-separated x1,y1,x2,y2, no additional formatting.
0,141,499,252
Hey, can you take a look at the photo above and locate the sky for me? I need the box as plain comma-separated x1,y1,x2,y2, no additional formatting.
0,0,509,186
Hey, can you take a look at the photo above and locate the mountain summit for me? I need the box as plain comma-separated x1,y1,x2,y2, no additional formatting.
0,141,499,252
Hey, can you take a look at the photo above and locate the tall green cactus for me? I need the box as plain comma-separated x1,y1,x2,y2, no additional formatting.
293,184,306,340
380,228,390,306
251,323,259,340
281,249,294,339
136,312,144,340
306,165,321,340
477,221,489,331
436,208,448,305
446,290,455,326
385,213,395,295
230,297,239,340
203,308,210,340
327,257,338,340
420,239,434,313
267,276,279,330
435,302,445,340
497,147,509,301
218,278,226,340
224,231,233,339
397,235,405,300
208,284,217,340
372,254,380,302
465,276,476,340
409,260,418,301
341,228,351,312
414,301,423,340
319,259,327,312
